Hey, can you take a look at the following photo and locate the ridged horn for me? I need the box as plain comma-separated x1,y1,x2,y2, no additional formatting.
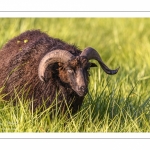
80,47,119,75
38,49,75,81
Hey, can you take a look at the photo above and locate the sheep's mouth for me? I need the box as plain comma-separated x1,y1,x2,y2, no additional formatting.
76,90,88,97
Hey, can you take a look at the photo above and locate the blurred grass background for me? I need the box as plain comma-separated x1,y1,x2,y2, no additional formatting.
0,18,150,132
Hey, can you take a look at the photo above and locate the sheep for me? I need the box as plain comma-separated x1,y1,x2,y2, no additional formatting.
0,30,119,115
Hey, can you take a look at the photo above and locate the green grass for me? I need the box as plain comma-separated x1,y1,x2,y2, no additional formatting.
0,18,150,132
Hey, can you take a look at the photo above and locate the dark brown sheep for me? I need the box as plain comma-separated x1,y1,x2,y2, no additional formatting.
0,30,119,115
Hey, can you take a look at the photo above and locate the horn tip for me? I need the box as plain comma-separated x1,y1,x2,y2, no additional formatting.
111,66,120,75
40,76,46,82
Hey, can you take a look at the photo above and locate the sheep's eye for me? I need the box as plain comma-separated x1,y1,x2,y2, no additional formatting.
67,69,74,73
85,68,90,76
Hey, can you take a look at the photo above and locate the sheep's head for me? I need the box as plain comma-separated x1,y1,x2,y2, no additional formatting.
57,56,95,96
38,47,119,97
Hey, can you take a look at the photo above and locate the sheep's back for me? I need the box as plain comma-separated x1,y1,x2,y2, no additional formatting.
0,30,82,103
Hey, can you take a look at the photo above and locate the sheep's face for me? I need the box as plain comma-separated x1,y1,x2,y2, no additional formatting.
58,56,96,97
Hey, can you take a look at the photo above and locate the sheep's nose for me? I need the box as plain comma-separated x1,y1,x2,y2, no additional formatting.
79,86,87,93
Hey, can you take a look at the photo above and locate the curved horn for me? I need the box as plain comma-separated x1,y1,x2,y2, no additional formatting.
38,49,75,81
80,47,119,75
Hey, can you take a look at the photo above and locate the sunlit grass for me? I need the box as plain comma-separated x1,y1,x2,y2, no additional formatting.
0,18,150,132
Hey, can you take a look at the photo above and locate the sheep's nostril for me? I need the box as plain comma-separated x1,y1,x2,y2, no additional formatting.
80,86,87,93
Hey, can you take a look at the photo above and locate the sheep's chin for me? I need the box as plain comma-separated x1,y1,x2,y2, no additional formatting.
76,91,87,97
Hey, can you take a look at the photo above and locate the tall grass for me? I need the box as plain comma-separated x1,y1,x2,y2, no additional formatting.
0,18,150,132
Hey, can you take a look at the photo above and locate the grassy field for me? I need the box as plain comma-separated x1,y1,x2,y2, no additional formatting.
0,18,150,132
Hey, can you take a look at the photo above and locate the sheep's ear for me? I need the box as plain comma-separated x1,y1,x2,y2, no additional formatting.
90,62,97,67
